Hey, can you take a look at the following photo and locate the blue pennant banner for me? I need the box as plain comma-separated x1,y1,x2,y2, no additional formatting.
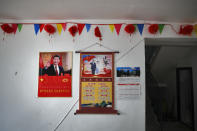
34,24,40,35
85,24,91,32
137,24,144,36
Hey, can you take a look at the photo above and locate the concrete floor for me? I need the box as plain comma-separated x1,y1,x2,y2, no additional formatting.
160,121,193,131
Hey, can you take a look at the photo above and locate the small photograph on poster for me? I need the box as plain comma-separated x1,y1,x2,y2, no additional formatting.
81,54,112,77
38,52,72,97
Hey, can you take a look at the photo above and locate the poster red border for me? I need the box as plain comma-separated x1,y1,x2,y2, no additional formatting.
38,51,72,97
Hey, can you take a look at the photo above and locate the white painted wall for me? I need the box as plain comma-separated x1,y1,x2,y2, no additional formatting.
0,20,196,131
0,20,146,131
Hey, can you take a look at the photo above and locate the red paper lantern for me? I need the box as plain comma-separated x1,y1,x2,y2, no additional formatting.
94,26,102,41
148,24,159,34
179,25,193,35
1,24,14,33
44,24,56,34
124,24,136,35
68,25,78,37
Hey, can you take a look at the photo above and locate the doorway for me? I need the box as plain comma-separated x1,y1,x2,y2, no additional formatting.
177,68,194,130
145,38,196,131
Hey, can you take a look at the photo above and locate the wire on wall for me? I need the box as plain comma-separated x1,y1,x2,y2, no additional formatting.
54,99,79,131
116,39,144,63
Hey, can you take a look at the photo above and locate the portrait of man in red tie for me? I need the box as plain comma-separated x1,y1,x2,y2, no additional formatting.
42,55,64,76
38,52,72,97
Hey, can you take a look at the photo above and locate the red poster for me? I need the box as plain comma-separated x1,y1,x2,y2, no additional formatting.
38,52,72,97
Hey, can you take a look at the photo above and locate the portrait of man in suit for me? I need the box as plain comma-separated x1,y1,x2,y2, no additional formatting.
90,59,97,75
42,55,64,76
38,52,73,97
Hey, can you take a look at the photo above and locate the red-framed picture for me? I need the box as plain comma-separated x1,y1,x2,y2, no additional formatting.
81,54,112,77
38,52,72,97
75,52,118,114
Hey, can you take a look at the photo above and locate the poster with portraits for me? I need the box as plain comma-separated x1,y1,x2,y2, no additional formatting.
76,52,118,114
81,54,112,77
38,52,72,97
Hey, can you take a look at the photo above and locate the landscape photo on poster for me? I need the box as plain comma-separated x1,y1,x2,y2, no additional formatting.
117,67,140,77
81,54,112,77
38,52,72,97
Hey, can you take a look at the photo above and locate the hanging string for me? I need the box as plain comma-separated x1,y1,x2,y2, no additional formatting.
116,39,144,63
3,32,6,41
96,42,117,52
54,99,79,131
48,35,54,48
76,43,98,52
129,34,135,46
76,42,118,53
0,22,189,35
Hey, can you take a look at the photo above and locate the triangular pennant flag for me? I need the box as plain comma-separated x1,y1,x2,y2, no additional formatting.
61,23,67,31
194,24,197,37
12,24,18,34
34,24,40,35
40,24,45,32
56,24,63,35
17,24,23,32
109,24,115,33
85,24,91,32
77,24,85,35
158,24,165,34
114,24,122,35
137,24,144,36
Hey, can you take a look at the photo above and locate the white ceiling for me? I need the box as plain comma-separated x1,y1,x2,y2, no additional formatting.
0,0,197,23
